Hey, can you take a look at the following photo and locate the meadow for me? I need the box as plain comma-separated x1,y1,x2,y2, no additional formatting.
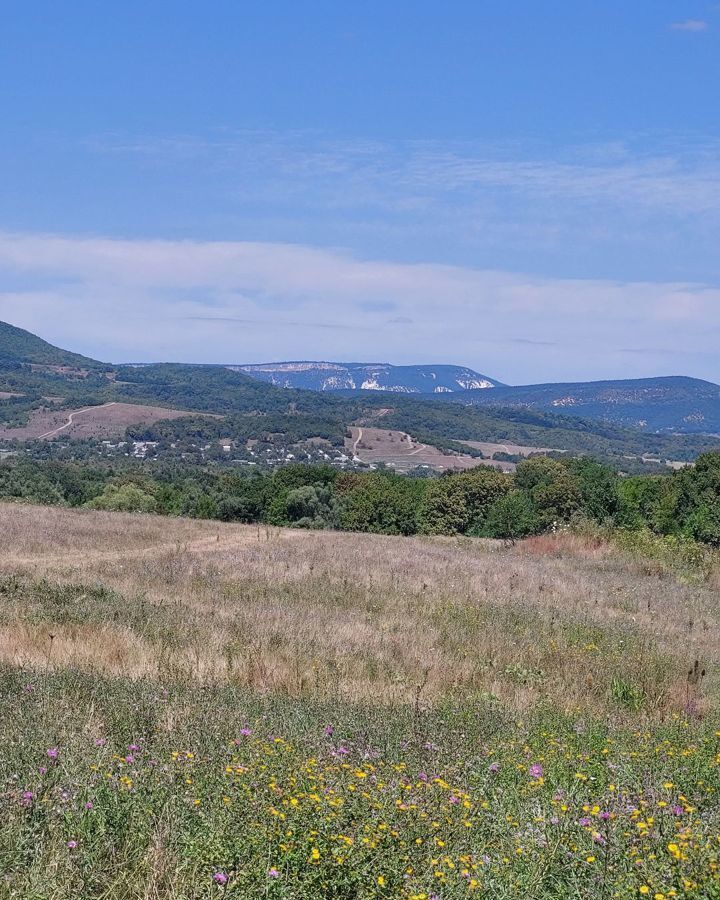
1,504,720,898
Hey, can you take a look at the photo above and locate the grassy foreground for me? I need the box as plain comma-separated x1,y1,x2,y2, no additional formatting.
2,674,720,899
1,505,720,898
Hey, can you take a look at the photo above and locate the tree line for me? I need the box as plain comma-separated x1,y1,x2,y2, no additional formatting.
1,452,720,546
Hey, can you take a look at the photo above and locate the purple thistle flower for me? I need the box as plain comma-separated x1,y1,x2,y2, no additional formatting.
529,764,543,779
268,868,280,878
488,762,500,773
84,801,94,810
671,805,684,816
66,840,77,850
125,755,135,764
38,766,47,776
213,872,228,885
239,727,252,737
323,724,334,737
46,748,59,761
579,817,592,827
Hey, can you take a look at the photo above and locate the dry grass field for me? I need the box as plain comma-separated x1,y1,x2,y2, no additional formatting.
0,402,209,441
0,503,717,717
3,504,720,897
461,439,561,458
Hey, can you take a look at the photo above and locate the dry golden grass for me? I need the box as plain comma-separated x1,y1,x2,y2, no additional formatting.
0,503,717,717
0,401,212,441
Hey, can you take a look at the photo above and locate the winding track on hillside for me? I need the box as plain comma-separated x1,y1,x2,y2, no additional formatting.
38,402,119,439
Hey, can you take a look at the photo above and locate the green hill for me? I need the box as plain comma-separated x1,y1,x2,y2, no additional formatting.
0,320,106,369
1,319,719,463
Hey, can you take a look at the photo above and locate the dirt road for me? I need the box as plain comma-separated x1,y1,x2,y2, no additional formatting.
38,402,119,439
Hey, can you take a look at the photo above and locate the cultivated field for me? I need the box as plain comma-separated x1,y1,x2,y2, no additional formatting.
0,401,207,441
346,427,514,473
1,505,720,897
461,440,560,458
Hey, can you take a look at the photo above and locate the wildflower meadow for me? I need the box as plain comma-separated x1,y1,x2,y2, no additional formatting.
1,506,720,898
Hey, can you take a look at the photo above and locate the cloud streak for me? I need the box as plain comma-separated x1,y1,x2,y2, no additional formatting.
94,130,720,217
0,232,719,384
83,129,720,286
670,19,708,31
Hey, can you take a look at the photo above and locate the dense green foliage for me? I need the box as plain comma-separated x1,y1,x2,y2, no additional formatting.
0,320,105,369
3,452,720,545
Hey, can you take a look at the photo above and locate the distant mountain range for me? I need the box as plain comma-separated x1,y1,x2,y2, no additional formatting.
0,318,719,437
235,360,720,434
459,376,720,434
234,362,502,393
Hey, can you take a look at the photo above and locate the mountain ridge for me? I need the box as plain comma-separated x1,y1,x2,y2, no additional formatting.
457,375,720,433
1,319,719,438
0,320,106,370
233,361,503,393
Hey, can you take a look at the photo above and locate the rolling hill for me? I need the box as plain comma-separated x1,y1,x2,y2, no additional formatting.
237,359,720,435
0,320,107,370
456,376,720,433
0,319,719,464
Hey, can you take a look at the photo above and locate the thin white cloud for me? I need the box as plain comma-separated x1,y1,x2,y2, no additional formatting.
0,232,719,384
92,130,720,217
670,19,708,31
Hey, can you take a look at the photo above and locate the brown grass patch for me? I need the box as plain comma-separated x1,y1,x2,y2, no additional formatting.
346,426,514,472
0,402,218,441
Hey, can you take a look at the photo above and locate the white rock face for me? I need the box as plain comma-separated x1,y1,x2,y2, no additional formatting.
232,361,502,393
456,378,495,390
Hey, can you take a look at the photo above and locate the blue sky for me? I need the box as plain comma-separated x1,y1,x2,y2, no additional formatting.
0,1,719,383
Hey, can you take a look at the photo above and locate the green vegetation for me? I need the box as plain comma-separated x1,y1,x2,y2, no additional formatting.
0,320,105,369
2,336,719,461
3,451,720,547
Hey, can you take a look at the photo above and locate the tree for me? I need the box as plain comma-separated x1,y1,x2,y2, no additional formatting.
484,490,539,543
339,473,425,535
85,483,158,514
285,483,340,529
685,504,720,546
418,467,511,535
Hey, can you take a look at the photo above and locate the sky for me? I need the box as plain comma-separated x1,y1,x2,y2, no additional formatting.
0,0,719,384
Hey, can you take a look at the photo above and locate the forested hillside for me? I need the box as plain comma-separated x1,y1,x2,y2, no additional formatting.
1,321,720,465
452,375,720,433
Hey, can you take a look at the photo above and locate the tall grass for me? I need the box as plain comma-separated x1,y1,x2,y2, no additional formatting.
0,505,719,896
